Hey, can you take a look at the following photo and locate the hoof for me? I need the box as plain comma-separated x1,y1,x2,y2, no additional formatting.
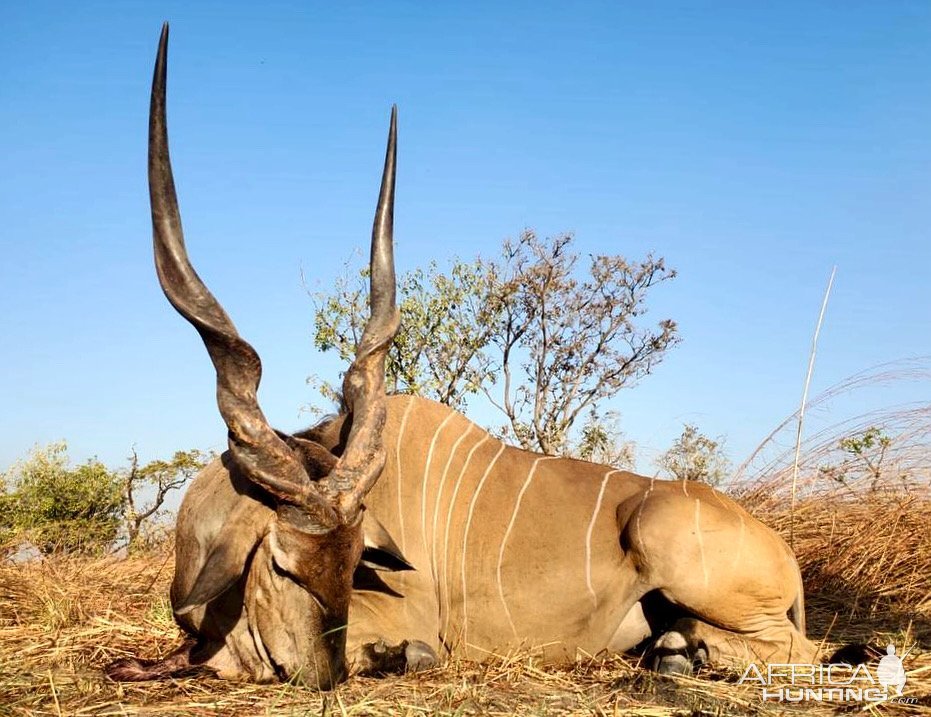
359,639,407,675
650,630,703,676
404,640,438,672
358,638,437,675
655,653,692,676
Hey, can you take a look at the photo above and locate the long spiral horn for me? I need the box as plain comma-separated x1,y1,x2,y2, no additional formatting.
323,107,400,519
149,23,338,529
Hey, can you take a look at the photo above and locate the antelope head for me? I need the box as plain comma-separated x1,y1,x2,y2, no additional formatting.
149,25,399,686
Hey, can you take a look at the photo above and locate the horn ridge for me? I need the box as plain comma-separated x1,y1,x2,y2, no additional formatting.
148,25,337,527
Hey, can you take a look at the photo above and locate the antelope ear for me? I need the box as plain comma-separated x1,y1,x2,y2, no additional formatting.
174,508,270,615
175,539,253,615
361,513,414,571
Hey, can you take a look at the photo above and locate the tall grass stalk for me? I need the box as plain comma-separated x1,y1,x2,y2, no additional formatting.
790,266,836,550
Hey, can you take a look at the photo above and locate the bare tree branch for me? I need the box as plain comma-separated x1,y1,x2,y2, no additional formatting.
313,229,679,458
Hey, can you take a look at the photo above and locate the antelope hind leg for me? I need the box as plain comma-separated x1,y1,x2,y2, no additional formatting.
652,616,818,674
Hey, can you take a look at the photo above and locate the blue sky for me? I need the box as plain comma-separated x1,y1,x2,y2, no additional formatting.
1,2,929,478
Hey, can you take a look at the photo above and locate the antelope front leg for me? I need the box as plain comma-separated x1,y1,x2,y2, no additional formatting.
353,639,438,675
349,570,443,675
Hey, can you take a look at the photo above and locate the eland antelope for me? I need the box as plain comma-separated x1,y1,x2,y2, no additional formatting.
106,25,819,687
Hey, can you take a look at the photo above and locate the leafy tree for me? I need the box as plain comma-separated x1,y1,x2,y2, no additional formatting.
574,410,636,469
314,259,496,410
313,230,679,456
658,424,731,487
819,426,894,491
0,442,123,552
1,443,211,554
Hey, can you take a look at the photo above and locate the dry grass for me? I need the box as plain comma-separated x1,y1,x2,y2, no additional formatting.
743,484,931,641
1,484,929,716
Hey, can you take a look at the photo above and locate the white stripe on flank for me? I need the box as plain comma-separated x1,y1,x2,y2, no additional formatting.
635,477,656,554
585,469,621,607
420,412,456,554
682,480,689,497
694,499,709,587
394,398,415,552
430,423,474,582
496,456,559,637
440,433,490,642
459,443,506,645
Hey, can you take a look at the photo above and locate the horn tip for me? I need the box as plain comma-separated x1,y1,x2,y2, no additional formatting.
154,22,170,87
157,22,170,62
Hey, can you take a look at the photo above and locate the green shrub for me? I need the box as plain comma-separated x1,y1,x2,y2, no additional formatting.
1,442,123,553
657,423,731,487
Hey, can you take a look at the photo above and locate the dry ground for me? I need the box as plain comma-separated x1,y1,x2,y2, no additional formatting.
1,485,929,716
